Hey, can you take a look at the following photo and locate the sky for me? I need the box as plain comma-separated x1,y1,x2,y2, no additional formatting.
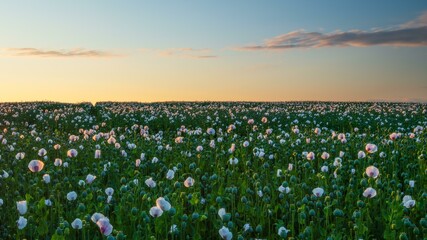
1,1,426,103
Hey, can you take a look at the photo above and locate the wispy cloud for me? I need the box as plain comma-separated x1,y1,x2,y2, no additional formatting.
3,48,119,58
142,48,217,59
401,11,427,28
236,12,427,51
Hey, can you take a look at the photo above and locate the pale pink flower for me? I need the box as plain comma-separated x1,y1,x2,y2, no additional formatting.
278,226,290,237
166,169,175,180
261,117,268,123
365,143,378,153
363,187,377,198
278,186,291,193
333,157,342,167
45,199,52,206
54,158,62,166
219,226,233,240
175,137,184,144
306,152,315,160
91,213,105,223
67,191,77,201
38,148,47,157
28,160,44,172
149,206,163,217
107,137,116,144
358,151,366,159
94,150,101,159
321,166,329,172
404,200,416,208
17,200,27,215
228,143,236,153
86,174,96,184
206,128,215,135
1,170,9,178
337,133,345,140
229,157,238,165
218,208,226,220
135,159,141,167
292,128,299,134
365,166,379,178
321,152,330,160
71,218,83,229
43,174,51,183
184,177,195,187
312,187,324,197
145,178,156,188
67,149,78,158
402,195,416,208
105,187,114,196
17,216,27,229
156,197,171,211
210,140,216,148
96,217,113,236
389,133,399,140
15,152,25,160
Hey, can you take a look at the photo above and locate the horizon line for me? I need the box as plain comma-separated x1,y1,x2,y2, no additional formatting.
1,100,426,105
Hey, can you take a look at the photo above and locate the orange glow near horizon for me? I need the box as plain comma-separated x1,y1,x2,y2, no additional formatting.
1,49,426,103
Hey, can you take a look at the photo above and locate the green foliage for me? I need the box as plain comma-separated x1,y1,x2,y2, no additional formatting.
0,102,425,239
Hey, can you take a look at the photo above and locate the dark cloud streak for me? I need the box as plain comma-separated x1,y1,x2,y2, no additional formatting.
237,12,427,51
5,48,118,58
192,55,217,59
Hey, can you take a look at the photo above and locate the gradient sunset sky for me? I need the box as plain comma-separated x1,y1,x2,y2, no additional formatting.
1,1,426,103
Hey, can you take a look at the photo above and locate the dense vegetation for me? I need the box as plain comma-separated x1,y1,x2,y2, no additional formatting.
0,102,425,239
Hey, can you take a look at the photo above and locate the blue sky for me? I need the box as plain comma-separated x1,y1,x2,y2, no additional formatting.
1,1,426,102
2,1,425,48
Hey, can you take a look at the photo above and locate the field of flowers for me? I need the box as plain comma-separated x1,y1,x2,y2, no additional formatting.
0,102,425,239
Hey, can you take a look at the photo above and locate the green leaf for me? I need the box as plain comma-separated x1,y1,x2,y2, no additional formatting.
51,233,65,240
383,229,396,240
37,221,48,236
190,193,199,206
200,214,208,221
37,197,45,211
25,193,33,203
